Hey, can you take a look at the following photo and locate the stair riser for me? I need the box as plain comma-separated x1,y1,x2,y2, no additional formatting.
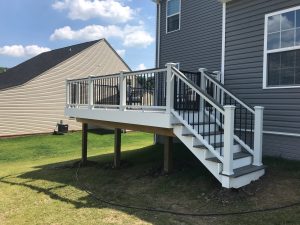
180,113,210,123
222,169,265,189
204,144,241,158
189,124,218,133
204,134,223,143
232,156,252,169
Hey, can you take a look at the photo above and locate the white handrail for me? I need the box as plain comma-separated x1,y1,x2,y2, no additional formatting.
201,71,255,114
172,67,225,114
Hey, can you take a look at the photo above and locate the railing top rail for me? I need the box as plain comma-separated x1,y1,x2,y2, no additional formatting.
91,73,120,80
172,67,225,114
67,77,89,82
180,70,200,75
123,67,167,77
203,71,255,114
66,67,167,83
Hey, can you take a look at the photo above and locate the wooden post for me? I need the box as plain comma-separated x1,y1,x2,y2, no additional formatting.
114,128,121,168
164,136,173,173
82,123,88,166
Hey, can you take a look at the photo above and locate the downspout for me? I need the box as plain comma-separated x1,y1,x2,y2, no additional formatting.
154,0,161,144
156,1,161,68
221,2,226,84
220,0,231,84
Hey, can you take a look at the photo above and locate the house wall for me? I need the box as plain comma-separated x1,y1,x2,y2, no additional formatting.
0,40,129,137
225,0,300,159
158,0,222,71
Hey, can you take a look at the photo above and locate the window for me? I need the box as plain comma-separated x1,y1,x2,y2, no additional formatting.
264,6,300,88
166,0,181,33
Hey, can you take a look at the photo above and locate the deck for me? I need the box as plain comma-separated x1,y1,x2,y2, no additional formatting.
65,64,265,188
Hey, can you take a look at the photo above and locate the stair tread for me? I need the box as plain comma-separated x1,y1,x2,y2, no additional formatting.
171,122,183,126
182,133,195,137
189,122,214,125
182,130,223,136
221,165,266,178
206,152,251,163
194,142,223,149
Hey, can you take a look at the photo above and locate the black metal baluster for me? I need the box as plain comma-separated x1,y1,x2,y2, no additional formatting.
208,105,211,144
214,108,217,149
240,105,242,139
250,113,253,148
245,110,247,145
179,79,181,115
202,98,205,136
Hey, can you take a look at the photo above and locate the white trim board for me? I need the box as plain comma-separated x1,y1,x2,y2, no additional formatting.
263,5,300,89
263,130,300,138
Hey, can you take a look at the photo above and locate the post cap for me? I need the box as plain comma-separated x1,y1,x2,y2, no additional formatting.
254,106,264,110
198,68,208,73
165,63,178,67
224,105,236,109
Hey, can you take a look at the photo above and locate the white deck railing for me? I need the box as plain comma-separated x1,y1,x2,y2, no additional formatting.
66,68,168,111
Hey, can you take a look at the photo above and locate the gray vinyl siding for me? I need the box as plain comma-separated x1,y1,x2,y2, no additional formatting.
225,0,300,158
158,0,222,71
263,134,300,160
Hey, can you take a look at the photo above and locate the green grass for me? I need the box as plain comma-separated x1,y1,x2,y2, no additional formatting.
0,132,299,225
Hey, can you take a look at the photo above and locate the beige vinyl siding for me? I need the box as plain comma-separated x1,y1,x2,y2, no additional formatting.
0,40,130,137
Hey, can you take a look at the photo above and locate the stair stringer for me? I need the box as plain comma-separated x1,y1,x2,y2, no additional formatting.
172,125,223,182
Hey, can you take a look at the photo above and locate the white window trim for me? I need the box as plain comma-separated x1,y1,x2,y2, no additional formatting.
263,5,300,89
166,0,181,34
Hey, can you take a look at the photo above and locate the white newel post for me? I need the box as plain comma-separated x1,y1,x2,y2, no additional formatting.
253,106,264,166
165,63,176,114
223,105,235,176
198,68,207,121
119,71,127,111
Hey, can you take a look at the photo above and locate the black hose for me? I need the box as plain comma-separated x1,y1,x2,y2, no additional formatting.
74,161,300,217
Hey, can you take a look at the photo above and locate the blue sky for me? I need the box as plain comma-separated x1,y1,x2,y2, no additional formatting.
0,0,156,70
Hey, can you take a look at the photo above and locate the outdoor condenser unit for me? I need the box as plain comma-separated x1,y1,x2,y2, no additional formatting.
53,120,68,135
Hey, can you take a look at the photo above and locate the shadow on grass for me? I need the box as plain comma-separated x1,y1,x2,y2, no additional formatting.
1,144,300,225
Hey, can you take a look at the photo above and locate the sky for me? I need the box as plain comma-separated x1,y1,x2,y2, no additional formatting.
0,0,156,70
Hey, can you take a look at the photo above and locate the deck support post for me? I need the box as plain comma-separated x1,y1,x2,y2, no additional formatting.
223,105,235,176
114,128,122,168
164,136,173,173
81,123,88,166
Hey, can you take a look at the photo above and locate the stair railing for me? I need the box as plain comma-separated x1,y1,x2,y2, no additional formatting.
197,69,264,167
168,64,237,175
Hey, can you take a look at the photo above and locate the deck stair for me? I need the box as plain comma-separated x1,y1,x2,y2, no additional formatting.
168,65,265,188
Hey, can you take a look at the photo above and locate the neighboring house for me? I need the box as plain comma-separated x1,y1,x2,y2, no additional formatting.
154,0,300,160
0,39,130,137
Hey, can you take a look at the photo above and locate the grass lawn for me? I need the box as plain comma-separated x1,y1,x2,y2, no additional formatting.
0,131,299,225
